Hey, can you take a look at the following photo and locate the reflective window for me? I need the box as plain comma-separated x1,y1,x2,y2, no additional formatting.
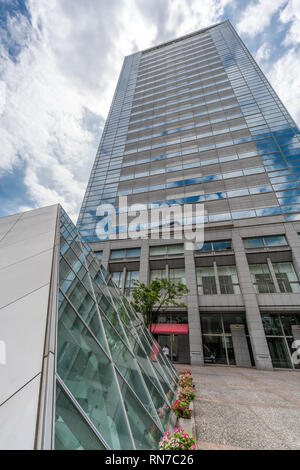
150,244,184,256
249,264,276,294
197,239,231,252
111,271,124,289
169,268,186,285
125,271,140,297
57,303,133,450
55,384,106,450
110,248,141,259
150,269,166,281
243,235,288,248
218,266,241,294
273,262,300,293
197,266,217,294
201,313,250,366
261,313,300,369
94,251,103,260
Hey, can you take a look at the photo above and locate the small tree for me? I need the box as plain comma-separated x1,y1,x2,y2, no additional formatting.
130,278,189,329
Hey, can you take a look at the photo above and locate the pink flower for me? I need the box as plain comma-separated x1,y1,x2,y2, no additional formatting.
163,436,167,441
184,434,189,439
181,444,185,449
174,427,178,432
191,444,196,450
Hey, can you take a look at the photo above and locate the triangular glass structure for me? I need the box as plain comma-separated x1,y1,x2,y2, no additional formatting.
56,208,178,449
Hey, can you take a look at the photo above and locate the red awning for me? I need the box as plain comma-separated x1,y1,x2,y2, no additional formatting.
151,323,189,335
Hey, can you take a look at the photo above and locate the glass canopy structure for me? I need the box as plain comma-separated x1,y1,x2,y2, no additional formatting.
0,204,177,450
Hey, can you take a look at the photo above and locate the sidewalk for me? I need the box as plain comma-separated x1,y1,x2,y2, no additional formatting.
174,364,300,450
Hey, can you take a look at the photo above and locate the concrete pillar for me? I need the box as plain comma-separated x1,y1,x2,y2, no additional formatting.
177,334,190,364
284,223,300,282
230,324,252,368
139,240,149,285
184,250,204,365
121,266,127,293
232,231,273,370
100,242,110,271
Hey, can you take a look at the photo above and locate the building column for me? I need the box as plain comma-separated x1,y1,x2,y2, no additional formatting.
230,324,252,368
232,231,273,370
139,240,149,285
100,242,110,271
285,223,300,282
184,250,204,365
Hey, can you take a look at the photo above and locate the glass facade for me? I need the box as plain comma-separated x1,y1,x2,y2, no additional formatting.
262,313,300,369
201,313,250,365
77,20,300,242
57,208,177,450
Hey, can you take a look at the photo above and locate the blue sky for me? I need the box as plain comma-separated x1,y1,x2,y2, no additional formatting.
0,0,300,220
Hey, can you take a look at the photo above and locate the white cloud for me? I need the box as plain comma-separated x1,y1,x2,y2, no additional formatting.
280,0,300,46
0,0,230,220
166,0,232,37
237,0,286,37
255,43,271,62
269,48,300,125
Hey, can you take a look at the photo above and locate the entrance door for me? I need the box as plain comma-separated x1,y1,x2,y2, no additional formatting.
155,334,190,363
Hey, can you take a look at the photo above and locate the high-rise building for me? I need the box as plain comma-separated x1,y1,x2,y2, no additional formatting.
0,204,177,450
77,21,300,371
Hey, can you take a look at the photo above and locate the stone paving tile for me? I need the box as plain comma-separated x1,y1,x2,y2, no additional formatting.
194,401,290,450
175,364,300,450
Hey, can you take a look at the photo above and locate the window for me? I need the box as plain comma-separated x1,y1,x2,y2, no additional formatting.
273,262,300,293
111,271,124,289
243,235,288,249
124,271,139,296
249,264,276,294
197,266,217,294
94,251,103,260
201,313,251,366
197,240,232,252
150,269,166,282
261,313,300,369
218,266,240,294
156,312,188,324
197,265,240,294
149,244,184,256
169,268,186,285
110,248,141,259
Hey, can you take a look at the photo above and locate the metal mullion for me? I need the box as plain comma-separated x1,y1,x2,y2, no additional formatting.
101,309,136,359
140,326,176,384
59,291,112,363
122,321,170,402
133,322,175,393
114,366,163,434
278,314,295,369
98,293,133,351
138,360,171,409
55,375,110,450
132,358,165,433
61,254,91,298
101,309,164,430
79,247,136,450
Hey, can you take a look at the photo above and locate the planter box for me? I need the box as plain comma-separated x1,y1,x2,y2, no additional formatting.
178,400,193,435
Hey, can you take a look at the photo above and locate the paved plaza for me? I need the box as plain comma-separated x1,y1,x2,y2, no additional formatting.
175,365,300,450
